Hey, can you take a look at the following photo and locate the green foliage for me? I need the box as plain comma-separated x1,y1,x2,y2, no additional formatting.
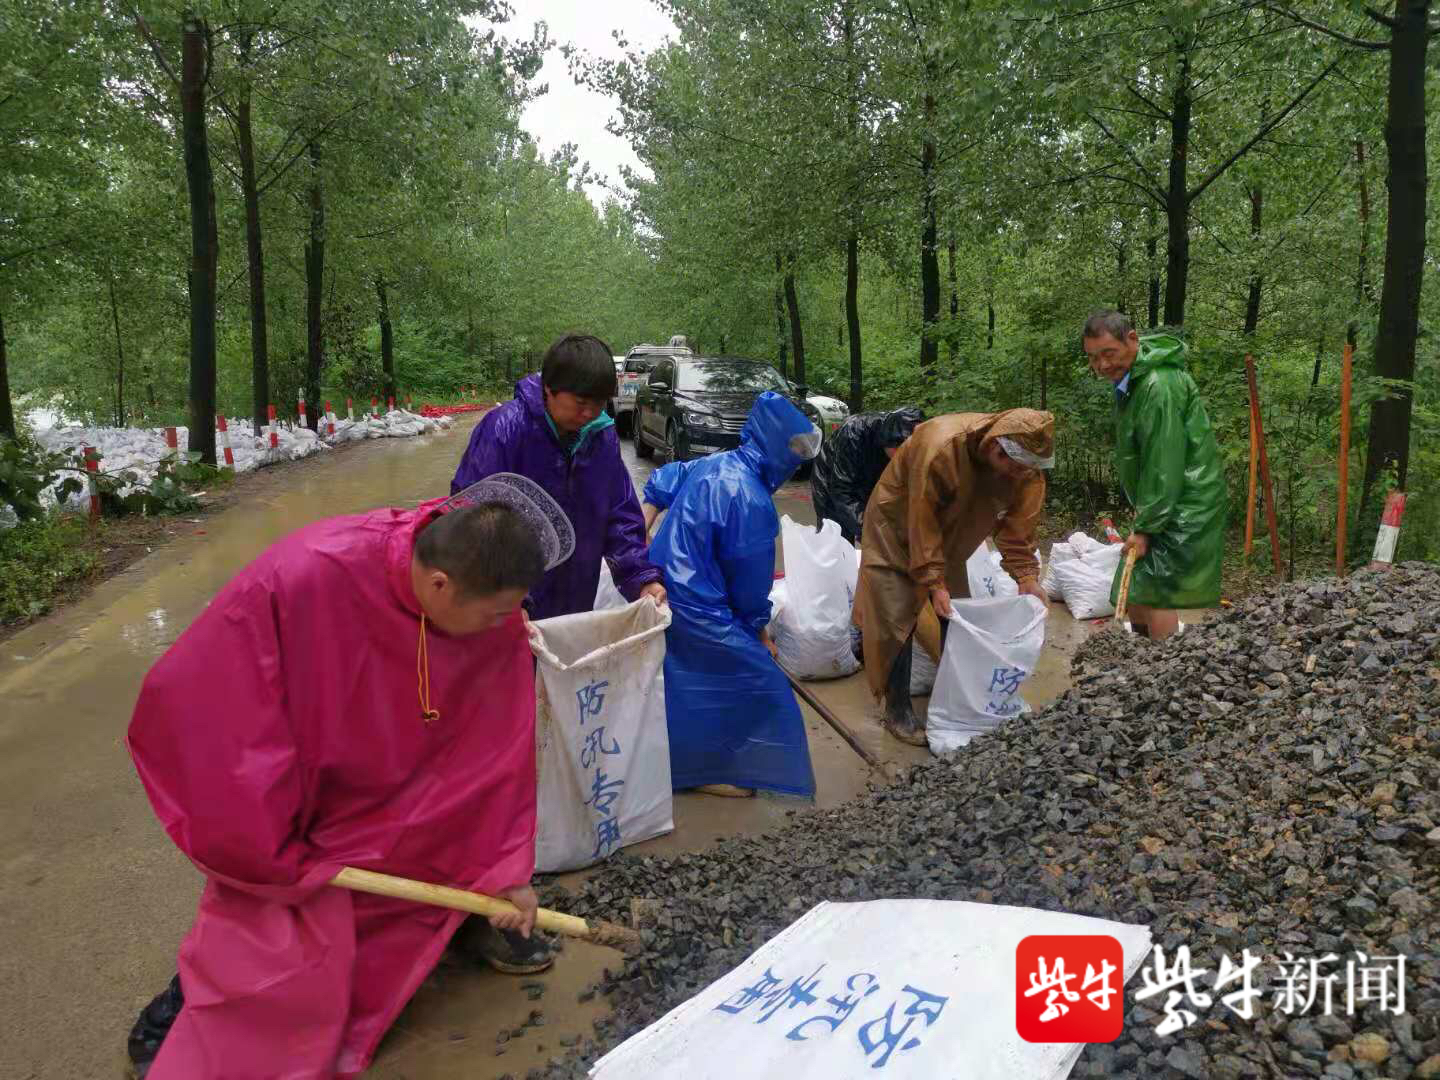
1,0,1434,579
0,513,99,623
0,439,82,521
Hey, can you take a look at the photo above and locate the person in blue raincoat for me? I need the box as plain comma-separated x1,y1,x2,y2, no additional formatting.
640,392,822,799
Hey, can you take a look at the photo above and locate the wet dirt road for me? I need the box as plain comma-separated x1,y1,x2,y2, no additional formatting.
0,416,1104,1080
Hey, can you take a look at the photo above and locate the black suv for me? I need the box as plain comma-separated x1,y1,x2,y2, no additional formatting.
633,356,819,463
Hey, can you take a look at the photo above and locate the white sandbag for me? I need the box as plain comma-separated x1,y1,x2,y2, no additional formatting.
772,517,860,680
1040,541,1076,600
766,578,788,635
594,561,629,611
529,600,674,873
1067,529,1108,556
1052,542,1125,620
926,595,1047,753
965,545,1015,599
590,898,1152,1080
910,639,938,695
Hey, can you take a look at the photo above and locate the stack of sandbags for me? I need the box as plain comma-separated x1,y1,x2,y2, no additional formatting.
1045,531,1124,619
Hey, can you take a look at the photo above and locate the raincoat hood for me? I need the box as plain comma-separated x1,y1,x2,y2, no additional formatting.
877,406,926,448
972,408,1055,464
1131,333,1188,382
735,391,820,493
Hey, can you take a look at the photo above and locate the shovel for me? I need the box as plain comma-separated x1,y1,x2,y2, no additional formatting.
331,867,642,953
1113,546,1139,627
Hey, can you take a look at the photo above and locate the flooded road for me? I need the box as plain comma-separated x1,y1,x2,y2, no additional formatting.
0,415,1106,1079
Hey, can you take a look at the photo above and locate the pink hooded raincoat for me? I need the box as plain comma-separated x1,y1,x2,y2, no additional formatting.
128,500,537,1079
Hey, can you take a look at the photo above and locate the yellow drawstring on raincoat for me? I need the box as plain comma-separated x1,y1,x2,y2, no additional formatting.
417,614,440,724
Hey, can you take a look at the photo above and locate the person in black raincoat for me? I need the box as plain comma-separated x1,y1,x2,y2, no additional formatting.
810,407,926,544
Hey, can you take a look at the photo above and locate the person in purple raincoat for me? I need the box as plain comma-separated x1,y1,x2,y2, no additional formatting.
451,333,667,623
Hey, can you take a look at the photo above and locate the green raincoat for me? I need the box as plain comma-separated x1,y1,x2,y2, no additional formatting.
1109,333,1226,609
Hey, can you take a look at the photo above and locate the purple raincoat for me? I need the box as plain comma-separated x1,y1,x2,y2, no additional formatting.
451,375,660,619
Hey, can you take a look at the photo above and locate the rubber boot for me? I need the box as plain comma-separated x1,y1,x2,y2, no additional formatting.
882,642,927,747
451,916,555,975
126,975,183,1078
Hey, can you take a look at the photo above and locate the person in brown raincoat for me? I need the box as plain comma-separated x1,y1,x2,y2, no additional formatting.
853,409,1054,745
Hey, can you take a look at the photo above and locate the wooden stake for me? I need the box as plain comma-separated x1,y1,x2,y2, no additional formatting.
1244,354,1283,574
1114,547,1139,626
1244,406,1258,558
1336,343,1353,575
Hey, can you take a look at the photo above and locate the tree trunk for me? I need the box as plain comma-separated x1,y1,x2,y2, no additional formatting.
108,271,126,426
987,298,995,350
1116,234,1127,313
376,275,395,399
1361,0,1430,507
1355,137,1374,306
1162,47,1192,328
946,227,958,366
304,141,325,429
783,257,805,386
843,6,863,412
919,91,940,374
846,229,863,412
1243,184,1263,336
0,307,13,440
773,252,788,378
235,65,270,433
181,14,217,463
1146,213,1161,328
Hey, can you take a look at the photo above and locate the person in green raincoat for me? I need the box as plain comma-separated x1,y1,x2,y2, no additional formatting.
1081,310,1226,639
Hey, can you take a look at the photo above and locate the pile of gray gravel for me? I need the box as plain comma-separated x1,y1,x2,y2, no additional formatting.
533,564,1439,1080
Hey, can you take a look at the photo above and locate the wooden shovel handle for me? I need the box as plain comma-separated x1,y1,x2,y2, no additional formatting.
1114,546,1139,626
331,867,638,951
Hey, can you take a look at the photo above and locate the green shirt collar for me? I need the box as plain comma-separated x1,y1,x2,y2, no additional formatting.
545,410,614,457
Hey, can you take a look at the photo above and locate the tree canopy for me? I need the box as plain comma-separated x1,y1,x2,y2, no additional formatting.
1,0,1435,563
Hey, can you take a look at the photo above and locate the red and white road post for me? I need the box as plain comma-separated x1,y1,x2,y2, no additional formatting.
83,446,101,522
1370,492,1408,568
217,416,236,468
267,404,279,449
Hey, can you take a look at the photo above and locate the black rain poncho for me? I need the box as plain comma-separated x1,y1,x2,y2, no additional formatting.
810,407,925,543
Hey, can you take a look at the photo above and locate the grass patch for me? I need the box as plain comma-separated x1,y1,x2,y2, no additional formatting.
0,514,102,625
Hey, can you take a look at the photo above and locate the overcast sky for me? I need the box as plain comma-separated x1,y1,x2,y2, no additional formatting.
509,0,676,203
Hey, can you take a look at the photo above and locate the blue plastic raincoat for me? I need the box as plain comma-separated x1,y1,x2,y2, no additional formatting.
643,392,820,797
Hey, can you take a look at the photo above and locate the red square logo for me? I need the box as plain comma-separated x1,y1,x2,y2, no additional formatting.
1016,935,1124,1043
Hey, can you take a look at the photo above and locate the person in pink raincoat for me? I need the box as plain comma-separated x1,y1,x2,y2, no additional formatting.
124,474,574,1079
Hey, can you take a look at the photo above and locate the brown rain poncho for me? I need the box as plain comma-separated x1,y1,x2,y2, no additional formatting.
854,409,1053,698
